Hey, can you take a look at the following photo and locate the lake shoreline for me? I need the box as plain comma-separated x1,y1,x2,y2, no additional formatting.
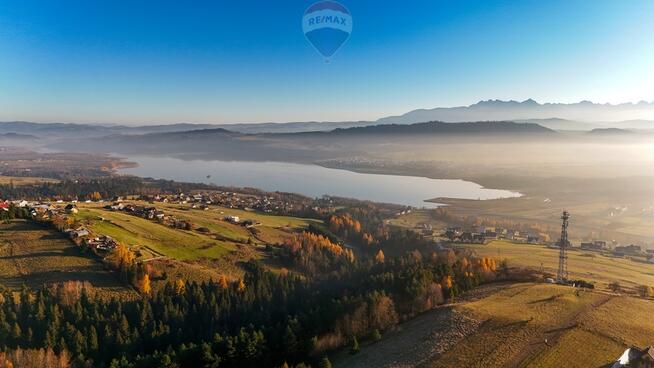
116,155,520,208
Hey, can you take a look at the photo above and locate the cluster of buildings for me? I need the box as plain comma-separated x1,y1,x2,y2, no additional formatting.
65,227,117,252
580,240,608,251
144,191,304,214
105,203,165,220
223,215,261,228
579,240,652,259
444,226,543,244
440,224,653,260
0,199,118,252
104,202,194,230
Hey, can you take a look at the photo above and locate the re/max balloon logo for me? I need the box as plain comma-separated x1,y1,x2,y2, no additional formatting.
302,1,352,61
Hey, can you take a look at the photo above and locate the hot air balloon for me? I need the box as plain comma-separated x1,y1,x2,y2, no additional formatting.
302,1,352,61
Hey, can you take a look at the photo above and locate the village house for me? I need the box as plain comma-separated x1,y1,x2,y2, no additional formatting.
68,227,90,239
613,346,654,367
225,215,240,224
526,233,542,244
615,244,642,256
65,204,78,214
581,240,607,251
87,235,118,251
242,219,262,228
13,200,30,208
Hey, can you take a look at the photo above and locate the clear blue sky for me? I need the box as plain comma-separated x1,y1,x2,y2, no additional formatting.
1,0,653,124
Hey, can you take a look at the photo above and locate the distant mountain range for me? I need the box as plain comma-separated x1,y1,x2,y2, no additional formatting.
286,121,555,136
43,121,558,163
587,128,634,135
377,99,654,126
0,132,38,140
2,99,654,136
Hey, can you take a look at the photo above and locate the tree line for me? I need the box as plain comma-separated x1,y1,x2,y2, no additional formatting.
0,247,500,367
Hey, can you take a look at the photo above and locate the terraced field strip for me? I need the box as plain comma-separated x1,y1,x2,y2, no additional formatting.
76,208,237,261
454,241,654,289
0,175,59,186
0,220,133,298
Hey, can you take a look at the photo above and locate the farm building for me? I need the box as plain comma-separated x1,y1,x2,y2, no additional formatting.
613,346,654,368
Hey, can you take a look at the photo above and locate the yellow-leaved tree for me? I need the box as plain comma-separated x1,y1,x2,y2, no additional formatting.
140,274,151,295
375,250,385,263
218,275,229,290
175,279,186,295
237,279,246,292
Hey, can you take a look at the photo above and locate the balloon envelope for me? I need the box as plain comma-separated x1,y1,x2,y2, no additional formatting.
302,1,352,59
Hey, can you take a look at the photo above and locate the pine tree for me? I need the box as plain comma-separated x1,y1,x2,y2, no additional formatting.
88,326,99,352
319,357,332,368
349,336,360,354
284,325,298,359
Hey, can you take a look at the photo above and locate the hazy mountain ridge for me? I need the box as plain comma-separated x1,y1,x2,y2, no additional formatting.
279,121,556,136
377,99,654,125
3,99,654,136
587,128,634,135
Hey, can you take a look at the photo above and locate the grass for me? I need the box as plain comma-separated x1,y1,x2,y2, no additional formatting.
429,284,605,368
74,201,322,262
157,202,322,243
454,240,654,290
424,283,654,368
386,209,448,230
75,208,237,261
69,200,323,284
525,328,623,368
579,296,654,347
0,220,132,298
146,258,233,290
0,175,59,186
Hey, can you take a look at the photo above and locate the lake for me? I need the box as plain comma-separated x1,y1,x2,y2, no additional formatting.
120,156,521,208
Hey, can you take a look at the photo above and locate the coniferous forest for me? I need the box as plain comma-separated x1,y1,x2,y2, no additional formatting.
0,236,499,368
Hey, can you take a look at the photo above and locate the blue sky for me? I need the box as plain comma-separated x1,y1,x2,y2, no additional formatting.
1,0,653,124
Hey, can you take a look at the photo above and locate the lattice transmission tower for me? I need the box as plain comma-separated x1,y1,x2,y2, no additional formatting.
556,211,570,282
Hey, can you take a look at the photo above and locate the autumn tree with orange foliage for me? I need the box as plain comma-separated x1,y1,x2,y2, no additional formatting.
108,242,138,286
237,279,246,292
0,348,70,368
218,275,229,290
140,274,152,295
375,250,385,263
282,232,355,274
175,279,186,295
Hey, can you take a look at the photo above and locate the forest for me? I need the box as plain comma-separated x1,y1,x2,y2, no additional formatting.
0,199,502,368
0,251,500,368
0,185,507,368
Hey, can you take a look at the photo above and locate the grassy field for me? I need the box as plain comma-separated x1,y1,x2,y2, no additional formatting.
74,201,321,264
0,220,133,298
427,284,604,368
74,207,238,261
436,192,654,245
425,283,654,368
454,240,654,290
0,175,59,186
154,202,321,245
337,282,654,368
